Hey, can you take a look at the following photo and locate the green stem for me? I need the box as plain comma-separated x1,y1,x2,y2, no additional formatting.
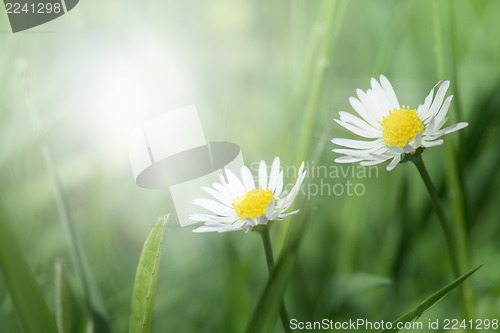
412,156,460,276
412,156,473,318
259,227,293,333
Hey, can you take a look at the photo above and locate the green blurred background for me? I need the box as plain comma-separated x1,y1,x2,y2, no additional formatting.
1,0,499,332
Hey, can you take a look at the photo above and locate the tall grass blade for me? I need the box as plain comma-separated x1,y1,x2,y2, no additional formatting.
0,210,58,333
55,260,88,333
380,264,483,333
20,61,112,332
432,0,473,317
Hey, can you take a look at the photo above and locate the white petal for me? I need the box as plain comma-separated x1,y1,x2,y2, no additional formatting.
388,146,404,154
379,75,400,109
356,88,385,120
245,217,257,227
339,111,381,133
268,157,280,192
266,200,275,218
371,77,392,112
192,226,220,233
402,144,415,154
422,139,444,147
258,160,268,189
426,116,437,134
432,122,468,137
433,117,449,133
334,156,364,163
213,182,231,198
333,148,387,159
281,166,306,211
193,224,243,233
349,97,381,128
274,171,284,196
240,166,256,191
367,89,390,118
201,187,232,207
414,133,423,147
369,151,395,160
232,219,247,229
360,159,388,166
193,198,234,216
417,81,440,120
332,138,382,149
258,215,269,225
189,214,238,223
386,155,401,171
278,210,300,219
298,161,305,176
334,119,381,138
224,169,246,197
426,80,450,121
433,95,453,127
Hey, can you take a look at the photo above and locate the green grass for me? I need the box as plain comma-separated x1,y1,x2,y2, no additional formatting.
1,0,500,332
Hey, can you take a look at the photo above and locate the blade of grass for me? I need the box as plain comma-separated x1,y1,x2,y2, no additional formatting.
293,0,341,168
371,0,415,73
244,249,295,333
278,0,346,252
19,61,112,332
129,215,168,333
55,259,88,333
447,0,464,123
224,236,249,333
379,264,483,333
0,209,58,333
432,0,473,317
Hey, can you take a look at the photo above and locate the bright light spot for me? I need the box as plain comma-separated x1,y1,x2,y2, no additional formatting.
93,58,149,136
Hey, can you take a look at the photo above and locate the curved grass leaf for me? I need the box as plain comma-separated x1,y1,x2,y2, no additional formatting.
0,213,58,333
380,264,483,333
129,215,168,333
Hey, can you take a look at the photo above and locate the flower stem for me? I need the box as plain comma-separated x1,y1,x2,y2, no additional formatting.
259,227,293,333
412,156,460,274
412,155,473,316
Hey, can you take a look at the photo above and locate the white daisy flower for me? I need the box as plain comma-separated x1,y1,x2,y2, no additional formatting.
189,157,307,233
332,75,468,171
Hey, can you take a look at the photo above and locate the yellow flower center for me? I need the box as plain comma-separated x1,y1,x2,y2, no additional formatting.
232,188,274,219
381,106,423,147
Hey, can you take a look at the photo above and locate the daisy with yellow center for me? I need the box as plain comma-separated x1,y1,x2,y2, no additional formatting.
190,157,307,233
332,75,468,170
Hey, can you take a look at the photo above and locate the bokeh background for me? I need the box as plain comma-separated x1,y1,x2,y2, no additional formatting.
1,0,500,332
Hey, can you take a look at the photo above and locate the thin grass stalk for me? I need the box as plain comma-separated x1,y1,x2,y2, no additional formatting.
19,63,110,330
293,0,338,167
277,0,342,252
432,0,473,317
